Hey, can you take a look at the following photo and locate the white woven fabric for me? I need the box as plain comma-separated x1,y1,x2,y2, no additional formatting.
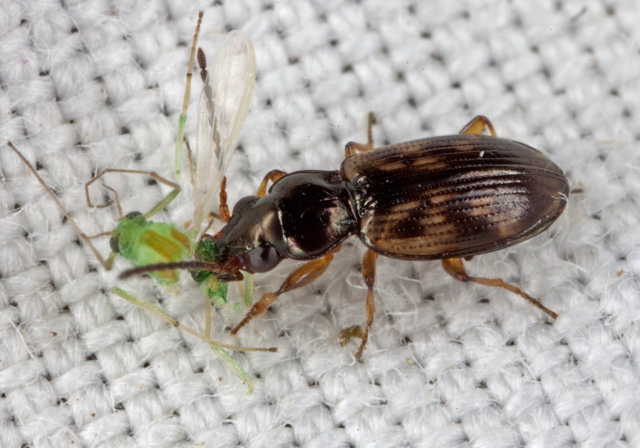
1,0,639,447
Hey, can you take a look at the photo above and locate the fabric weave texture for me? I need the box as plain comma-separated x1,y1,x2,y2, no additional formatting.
0,1,638,447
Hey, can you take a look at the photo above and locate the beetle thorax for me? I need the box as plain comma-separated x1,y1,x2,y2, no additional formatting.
270,170,357,259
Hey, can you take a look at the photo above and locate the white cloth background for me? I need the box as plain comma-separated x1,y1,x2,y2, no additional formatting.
1,0,639,447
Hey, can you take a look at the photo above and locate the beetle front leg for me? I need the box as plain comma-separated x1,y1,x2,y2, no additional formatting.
459,115,497,137
230,251,337,335
255,169,287,198
441,258,558,319
345,112,377,157
210,169,286,229
215,170,286,228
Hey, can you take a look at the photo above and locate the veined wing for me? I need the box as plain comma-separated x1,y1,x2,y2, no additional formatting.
191,30,256,235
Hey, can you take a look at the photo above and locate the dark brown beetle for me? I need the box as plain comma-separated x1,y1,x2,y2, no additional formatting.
122,114,569,358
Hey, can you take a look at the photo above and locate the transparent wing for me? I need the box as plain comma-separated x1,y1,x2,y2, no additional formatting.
192,30,256,234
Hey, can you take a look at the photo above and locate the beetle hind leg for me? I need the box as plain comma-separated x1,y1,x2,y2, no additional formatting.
441,258,558,319
338,249,379,359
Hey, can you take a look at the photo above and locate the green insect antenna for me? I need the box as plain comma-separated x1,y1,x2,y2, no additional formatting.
6,142,111,268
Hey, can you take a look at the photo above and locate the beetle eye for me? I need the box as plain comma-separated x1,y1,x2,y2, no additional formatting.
233,196,259,215
243,243,280,273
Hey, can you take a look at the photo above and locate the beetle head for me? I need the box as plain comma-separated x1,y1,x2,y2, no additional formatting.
118,195,286,282
208,194,285,275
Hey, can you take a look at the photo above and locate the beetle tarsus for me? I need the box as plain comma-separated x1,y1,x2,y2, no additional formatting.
441,257,559,319
355,249,379,359
231,292,278,335
344,112,377,157
459,115,497,136
338,325,365,346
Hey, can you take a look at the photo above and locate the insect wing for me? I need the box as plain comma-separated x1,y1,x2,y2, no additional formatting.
192,30,256,234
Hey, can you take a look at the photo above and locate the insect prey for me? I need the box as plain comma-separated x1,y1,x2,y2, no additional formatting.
4,11,273,393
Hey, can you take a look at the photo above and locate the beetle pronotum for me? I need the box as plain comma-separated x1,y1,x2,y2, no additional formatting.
122,113,569,359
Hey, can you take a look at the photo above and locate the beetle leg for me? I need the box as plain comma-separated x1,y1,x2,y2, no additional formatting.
205,169,287,233
441,258,558,319
459,115,497,137
230,250,337,335
345,112,377,157
354,249,379,359
255,169,287,198
219,170,287,225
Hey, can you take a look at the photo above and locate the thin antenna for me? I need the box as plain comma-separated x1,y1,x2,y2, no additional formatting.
6,142,109,268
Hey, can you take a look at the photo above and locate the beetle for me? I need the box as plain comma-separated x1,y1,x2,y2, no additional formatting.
121,113,569,359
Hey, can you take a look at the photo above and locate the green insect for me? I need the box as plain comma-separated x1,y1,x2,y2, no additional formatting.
5,11,267,393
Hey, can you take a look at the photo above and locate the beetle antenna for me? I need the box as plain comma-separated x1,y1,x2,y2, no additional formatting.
119,260,227,279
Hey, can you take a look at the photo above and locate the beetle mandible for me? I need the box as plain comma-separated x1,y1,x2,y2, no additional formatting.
122,114,569,359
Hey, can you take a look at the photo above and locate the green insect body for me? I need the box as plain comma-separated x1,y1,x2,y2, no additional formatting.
111,213,193,285
112,213,231,306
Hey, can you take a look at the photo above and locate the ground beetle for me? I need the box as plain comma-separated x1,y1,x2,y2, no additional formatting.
122,114,569,359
